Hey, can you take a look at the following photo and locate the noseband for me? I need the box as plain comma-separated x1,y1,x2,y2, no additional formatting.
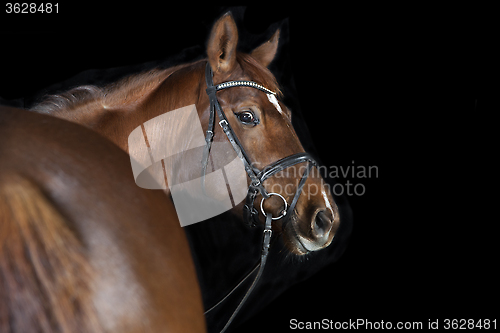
201,62,318,332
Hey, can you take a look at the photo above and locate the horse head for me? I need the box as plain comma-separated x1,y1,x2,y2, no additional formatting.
199,13,340,255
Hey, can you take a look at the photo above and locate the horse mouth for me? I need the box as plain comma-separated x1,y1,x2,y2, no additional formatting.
282,213,312,255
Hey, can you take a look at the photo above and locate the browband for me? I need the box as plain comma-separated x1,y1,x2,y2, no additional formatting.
215,80,276,95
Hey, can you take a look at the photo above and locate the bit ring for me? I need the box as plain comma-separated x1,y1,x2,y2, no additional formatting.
260,193,287,220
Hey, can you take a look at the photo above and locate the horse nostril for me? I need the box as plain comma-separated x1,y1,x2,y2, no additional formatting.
312,210,332,239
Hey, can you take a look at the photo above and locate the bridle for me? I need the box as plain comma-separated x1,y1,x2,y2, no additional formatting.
201,62,318,332
202,62,318,228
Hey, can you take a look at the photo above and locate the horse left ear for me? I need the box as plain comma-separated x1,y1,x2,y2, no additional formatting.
250,29,280,67
207,12,239,74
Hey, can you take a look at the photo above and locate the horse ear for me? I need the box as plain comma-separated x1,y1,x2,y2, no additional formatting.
207,12,239,74
250,29,280,67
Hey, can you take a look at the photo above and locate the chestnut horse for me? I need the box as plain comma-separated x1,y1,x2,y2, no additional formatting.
0,106,206,332
32,13,341,255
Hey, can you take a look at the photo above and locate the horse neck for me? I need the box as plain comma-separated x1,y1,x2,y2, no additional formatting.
142,61,206,121
128,61,209,195
84,61,205,153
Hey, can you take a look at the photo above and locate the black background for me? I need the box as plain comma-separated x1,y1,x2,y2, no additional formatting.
1,4,495,332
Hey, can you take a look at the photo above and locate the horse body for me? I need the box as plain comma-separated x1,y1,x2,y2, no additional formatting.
32,13,341,255
0,106,206,332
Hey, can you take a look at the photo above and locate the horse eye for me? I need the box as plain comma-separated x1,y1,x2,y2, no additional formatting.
236,111,258,125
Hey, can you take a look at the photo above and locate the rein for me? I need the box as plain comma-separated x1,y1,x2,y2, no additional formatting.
201,62,317,332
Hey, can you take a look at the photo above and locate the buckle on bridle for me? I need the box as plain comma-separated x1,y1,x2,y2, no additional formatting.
205,130,213,142
251,179,260,187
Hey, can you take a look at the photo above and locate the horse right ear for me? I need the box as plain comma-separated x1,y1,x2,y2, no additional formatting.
250,29,280,68
207,12,239,74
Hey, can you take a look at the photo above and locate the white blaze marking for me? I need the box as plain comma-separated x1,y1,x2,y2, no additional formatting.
267,93,283,114
321,185,335,220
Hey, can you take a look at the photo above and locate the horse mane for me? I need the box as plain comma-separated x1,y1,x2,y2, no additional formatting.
31,84,104,114
31,53,281,115
236,52,282,97
31,65,189,115
0,174,103,333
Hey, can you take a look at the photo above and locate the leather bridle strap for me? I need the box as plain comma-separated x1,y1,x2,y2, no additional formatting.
216,212,272,333
202,62,268,199
245,152,316,227
202,61,319,333
257,152,316,183
282,161,314,231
